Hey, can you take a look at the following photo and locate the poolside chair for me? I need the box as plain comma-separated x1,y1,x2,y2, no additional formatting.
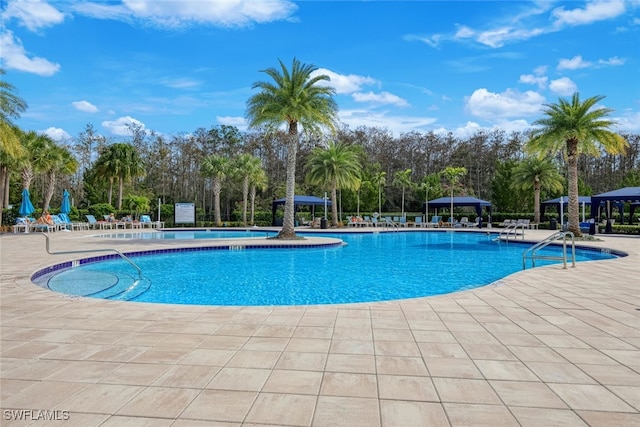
426,215,441,228
465,217,480,228
51,214,71,231
413,216,424,227
12,217,31,234
59,213,90,231
499,219,513,227
140,214,165,228
85,214,112,230
459,217,469,227
398,216,408,227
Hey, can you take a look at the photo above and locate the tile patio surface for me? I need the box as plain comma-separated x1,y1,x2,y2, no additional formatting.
0,228,639,426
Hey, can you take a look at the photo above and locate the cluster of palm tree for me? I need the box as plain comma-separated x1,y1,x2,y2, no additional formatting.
1,62,631,238
200,152,267,226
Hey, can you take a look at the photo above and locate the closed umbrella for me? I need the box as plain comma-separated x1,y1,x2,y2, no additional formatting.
60,189,71,214
19,189,35,217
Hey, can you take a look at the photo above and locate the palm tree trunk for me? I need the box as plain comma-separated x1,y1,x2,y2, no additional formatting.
0,166,7,225
331,182,339,226
567,144,581,236
213,179,222,226
278,132,298,239
250,185,256,225
533,181,541,224
43,171,56,212
242,177,249,226
108,178,113,207
117,177,124,210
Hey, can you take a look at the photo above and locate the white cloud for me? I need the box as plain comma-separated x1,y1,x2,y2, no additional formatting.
558,55,592,70
161,77,203,89
72,100,99,113
519,74,548,89
549,77,578,96
454,25,475,39
0,31,60,76
43,127,71,141
476,26,545,48
465,88,545,120
72,0,298,28
312,68,377,94
2,0,65,32
612,111,640,132
552,0,627,27
598,56,625,66
338,109,436,136
102,116,146,136
217,115,247,129
352,91,409,107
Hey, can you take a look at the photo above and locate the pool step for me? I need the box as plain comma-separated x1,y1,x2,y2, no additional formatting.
86,274,150,301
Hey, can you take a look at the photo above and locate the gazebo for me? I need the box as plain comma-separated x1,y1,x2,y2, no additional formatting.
423,196,492,227
590,187,640,227
541,196,592,223
271,195,331,226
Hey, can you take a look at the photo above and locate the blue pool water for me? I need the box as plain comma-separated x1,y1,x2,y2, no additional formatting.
35,231,618,306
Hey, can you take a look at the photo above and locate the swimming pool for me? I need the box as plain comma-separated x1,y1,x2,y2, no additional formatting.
33,231,618,306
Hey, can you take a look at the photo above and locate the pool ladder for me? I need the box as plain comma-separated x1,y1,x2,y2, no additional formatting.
495,222,527,242
38,233,147,298
522,231,576,270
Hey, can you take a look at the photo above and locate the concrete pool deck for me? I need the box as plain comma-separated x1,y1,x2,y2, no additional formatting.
1,228,639,426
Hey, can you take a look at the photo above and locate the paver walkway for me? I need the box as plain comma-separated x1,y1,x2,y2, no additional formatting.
1,229,639,426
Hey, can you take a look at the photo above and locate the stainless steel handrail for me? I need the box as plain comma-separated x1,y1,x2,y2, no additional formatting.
522,231,576,270
39,233,142,280
497,222,527,241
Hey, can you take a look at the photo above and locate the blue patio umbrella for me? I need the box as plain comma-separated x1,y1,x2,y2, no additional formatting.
19,188,35,217
60,189,71,214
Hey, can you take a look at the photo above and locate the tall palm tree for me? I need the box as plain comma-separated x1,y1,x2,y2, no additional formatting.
248,165,268,226
393,168,412,217
306,141,361,227
0,69,27,160
528,93,628,235
442,166,467,221
246,58,338,239
419,172,441,220
0,69,27,224
96,143,145,210
201,154,230,226
371,171,386,214
27,134,78,211
234,153,263,226
511,156,564,224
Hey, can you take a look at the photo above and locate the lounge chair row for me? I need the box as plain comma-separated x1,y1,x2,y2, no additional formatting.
12,214,164,233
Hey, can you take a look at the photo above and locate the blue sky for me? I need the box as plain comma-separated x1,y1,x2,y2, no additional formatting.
2,0,639,142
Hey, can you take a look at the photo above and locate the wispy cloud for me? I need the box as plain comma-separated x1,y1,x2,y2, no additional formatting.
312,68,377,94
410,0,631,49
69,0,298,29
2,0,65,32
558,55,592,70
72,100,99,113
552,0,627,27
0,31,60,76
352,91,409,107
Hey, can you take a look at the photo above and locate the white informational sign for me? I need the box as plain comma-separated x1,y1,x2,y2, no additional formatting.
174,202,195,225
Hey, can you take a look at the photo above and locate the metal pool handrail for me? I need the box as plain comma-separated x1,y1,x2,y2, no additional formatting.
522,230,576,270
38,233,143,280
